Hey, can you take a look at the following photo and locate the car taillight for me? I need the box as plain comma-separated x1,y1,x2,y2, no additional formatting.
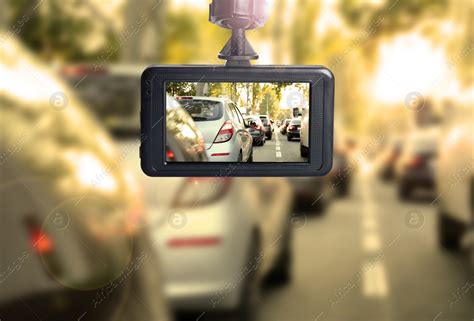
167,237,222,248
30,227,54,254
166,147,175,161
214,120,234,143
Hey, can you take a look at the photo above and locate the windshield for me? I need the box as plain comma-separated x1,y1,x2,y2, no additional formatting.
178,100,223,121
260,116,270,125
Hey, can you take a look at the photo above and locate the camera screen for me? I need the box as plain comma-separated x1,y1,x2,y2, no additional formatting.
165,82,310,163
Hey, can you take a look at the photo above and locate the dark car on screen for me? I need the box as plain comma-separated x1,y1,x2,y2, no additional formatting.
0,36,171,321
286,118,301,141
280,119,291,135
259,115,273,140
245,115,266,146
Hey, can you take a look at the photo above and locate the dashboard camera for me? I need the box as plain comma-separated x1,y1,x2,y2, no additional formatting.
140,0,334,177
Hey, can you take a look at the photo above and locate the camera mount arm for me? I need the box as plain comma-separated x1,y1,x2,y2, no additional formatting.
209,0,270,67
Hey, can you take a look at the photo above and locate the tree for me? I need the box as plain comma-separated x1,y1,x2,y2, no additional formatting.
258,86,278,118
7,0,117,61
167,82,196,96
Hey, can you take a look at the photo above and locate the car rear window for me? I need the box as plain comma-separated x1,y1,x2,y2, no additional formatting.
260,116,269,125
178,100,223,121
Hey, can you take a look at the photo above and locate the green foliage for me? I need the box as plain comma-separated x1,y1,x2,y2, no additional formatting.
7,0,115,61
167,83,196,96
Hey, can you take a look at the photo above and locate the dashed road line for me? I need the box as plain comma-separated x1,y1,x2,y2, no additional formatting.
363,261,389,297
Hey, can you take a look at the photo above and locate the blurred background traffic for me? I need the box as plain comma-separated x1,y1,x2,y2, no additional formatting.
0,1,472,321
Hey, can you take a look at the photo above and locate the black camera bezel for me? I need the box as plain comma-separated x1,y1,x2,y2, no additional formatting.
140,65,334,177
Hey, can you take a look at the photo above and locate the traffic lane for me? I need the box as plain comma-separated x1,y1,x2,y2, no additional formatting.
253,131,306,163
257,173,473,321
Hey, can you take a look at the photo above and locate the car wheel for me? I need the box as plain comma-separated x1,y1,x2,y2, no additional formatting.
248,149,254,162
300,144,309,157
265,223,292,286
438,209,465,250
287,135,291,141
231,234,261,321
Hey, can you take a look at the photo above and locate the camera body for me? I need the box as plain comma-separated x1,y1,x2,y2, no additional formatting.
140,65,334,177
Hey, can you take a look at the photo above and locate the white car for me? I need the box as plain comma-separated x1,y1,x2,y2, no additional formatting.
154,177,294,319
436,109,473,250
300,107,310,157
175,96,254,162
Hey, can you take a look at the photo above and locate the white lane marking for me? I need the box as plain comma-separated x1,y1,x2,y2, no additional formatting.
363,215,377,230
275,132,281,158
362,261,388,297
360,176,389,299
363,231,381,252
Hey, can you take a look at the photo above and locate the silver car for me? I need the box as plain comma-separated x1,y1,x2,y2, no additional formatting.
175,96,254,162
153,177,294,320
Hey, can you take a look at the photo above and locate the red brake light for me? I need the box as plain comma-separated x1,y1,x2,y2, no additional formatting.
214,120,234,143
30,228,54,254
167,237,221,248
166,148,175,160
177,96,193,100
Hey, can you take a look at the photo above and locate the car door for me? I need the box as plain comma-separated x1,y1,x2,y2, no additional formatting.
230,103,252,161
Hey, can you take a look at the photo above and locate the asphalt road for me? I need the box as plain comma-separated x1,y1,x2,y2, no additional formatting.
253,131,306,163
256,173,473,321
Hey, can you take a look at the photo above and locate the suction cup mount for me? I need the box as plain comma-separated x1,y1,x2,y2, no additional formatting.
209,0,270,67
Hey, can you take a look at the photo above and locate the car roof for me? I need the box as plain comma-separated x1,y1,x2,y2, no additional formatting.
180,96,232,103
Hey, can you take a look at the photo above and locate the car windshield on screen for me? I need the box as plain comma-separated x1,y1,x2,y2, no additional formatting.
260,117,269,125
178,100,223,121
